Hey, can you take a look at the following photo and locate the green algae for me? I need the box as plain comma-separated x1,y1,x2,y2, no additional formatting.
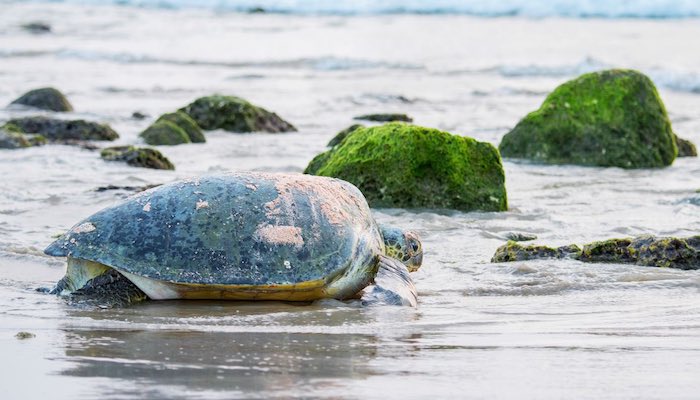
179,95,296,133
156,111,205,143
305,122,507,211
140,121,191,146
499,69,677,169
491,241,581,262
0,123,47,149
491,235,700,270
101,145,175,170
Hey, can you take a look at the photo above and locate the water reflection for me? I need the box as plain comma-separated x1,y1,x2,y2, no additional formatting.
55,301,422,399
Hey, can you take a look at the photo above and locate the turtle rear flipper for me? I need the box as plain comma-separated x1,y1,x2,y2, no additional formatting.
361,255,417,307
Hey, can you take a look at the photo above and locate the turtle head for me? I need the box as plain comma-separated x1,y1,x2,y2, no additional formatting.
379,225,423,272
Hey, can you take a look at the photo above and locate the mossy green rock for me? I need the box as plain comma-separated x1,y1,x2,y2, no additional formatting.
180,95,296,133
0,123,45,149
10,87,73,112
499,69,677,168
101,146,174,170
327,124,364,147
7,117,118,141
675,135,697,157
491,242,581,262
156,111,205,143
492,235,700,270
305,122,507,211
140,121,190,146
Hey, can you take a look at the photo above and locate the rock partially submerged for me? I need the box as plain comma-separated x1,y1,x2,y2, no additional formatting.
6,117,118,141
140,121,190,146
675,135,697,157
10,87,73,112
157,111,205,143
499,69,677,168
180,95,296,133
492,235,700,270
305,122,507,211
100,146,174,170
21,22,51,34
0,124,46,149
140,110,206,145
354,113,413,123
327,124,364,147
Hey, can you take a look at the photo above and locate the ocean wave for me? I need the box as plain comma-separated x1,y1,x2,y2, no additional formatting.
480,58,700,94
30,0,700,18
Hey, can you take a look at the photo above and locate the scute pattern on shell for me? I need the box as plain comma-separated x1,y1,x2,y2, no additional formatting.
45,172,383,286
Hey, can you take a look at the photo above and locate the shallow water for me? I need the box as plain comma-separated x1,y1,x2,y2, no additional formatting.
1,3,700,399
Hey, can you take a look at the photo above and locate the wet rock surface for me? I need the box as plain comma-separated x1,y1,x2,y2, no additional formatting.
6,117,118,141
10,87,73,112
492,235,700,270
100,146,174,170
306,122,507,211
180,95,296,133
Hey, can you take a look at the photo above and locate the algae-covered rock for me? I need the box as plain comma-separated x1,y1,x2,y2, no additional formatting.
180,95,296,133
354,113,413,123
491,242,581,262
7,117,118,141
305,122,507,211
156,111,205,143
675,135,697,157
140,121,190,146
580,235,700,269
10,87,73,112
327,124,364,147
491,235,700,270
101,146,174,170
499,69,677,169
0,123,46,149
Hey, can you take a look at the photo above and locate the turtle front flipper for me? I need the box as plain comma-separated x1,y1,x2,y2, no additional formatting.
361,255,417,307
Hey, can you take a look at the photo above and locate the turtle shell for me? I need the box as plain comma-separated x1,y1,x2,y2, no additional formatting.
45,172,383,286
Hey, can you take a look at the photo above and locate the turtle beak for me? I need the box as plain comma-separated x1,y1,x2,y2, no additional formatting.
407,252,423,272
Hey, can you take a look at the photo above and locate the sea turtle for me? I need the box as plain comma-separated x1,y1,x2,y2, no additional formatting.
44,172,423,307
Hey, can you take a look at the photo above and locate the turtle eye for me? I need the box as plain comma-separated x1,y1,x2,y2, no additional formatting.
410,240,420,253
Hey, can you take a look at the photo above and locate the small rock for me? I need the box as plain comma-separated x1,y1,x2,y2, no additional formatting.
101,146,174,170
247,6,266,13
491,235,700,270
10,87,73,112
327,124,363,147
131,111,148,120
0,124,46,149
180,95,296,133
140,121,190,146
354,113,413,123
155,111,205,143
21,22,51,34
94,183,161,192
503,232,538,242
15,332,36,340
7,116,118,141
491,242,581,262
675,135,697,157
